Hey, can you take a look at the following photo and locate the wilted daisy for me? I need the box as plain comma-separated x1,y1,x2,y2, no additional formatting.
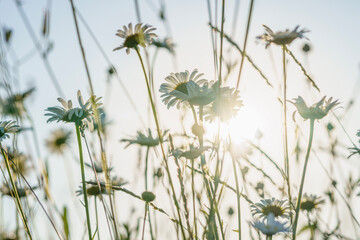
45,128,72,154
0,87,35,118
121,128,166,148
175,145,211,160
1,184,36,198
257,25,309,48
5,148,30,176
204,85,243,122
0,120,19,142
291,96,339,121
113,23,157,54
159,69,207,109
84,161,113,173
300,193,325,212
76,184,109,197
252,213,290,237
152,37,175,55
251,198,290,219
45,90,102,128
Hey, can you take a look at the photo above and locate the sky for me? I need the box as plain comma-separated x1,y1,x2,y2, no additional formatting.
0,0,360,239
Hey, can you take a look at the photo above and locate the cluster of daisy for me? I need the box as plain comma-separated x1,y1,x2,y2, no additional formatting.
159,69,243,122
251,198,291,237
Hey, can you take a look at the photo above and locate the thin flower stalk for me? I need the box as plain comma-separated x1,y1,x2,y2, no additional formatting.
1,146,33,240
292,119,315,239
82,134,114,239
218,0,226,85
68,1,118,237
141,203,148,240
235,0,255,91
282,46,293,224
169,135,193,239
231,153,242,240
135,47,187,239
75,123,92,240
283,46,320,92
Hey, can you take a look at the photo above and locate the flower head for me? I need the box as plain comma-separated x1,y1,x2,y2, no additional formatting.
114,23,157,54
182,80,217,106
300,193,325,212
5,148,30,176
204,86,243,122
152,37,176,55
252,213,290,237
45,128,72,154
0,120,19,142
0,87,35,118
76,184,109,197
121,128,166,148
1,184,37,198
291,96,339,121
251,198,290,219
159,69,207,109
45,90,102,128
175,145,211,160
141,191,156,202
257,25,309,48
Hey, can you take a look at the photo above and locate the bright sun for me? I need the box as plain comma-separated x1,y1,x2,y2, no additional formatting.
205,104,264,144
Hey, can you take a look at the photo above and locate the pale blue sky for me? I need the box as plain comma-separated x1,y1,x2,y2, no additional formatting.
1,0,360,239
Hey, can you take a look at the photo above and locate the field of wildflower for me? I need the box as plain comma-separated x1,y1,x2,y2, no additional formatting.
0,0,359,239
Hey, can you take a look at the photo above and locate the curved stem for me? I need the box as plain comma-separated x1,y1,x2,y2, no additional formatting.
231,155,242,240
95,197,100,240
282,46,292,223
235,0,255,90
141,203,148,240
135,48,187,239
75,123,92,240
145,147,150,191
293,119,315,239
1,146,32,240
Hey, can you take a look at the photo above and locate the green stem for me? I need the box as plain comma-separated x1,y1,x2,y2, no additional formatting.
75,123,92,240
293,119,315,239
191,158,198,238
1,146,32,240
218,0,225,84
282,46,293,223
141,203,148,240
231,155,242,240
95,197,100,240
135,48,187,239
235,0,255,90
145,147,150,191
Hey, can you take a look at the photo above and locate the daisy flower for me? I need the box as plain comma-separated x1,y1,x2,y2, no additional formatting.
6,148,30,176
113,23,157,54
291,96,339,121
175,145,211,160
0,87,35,118
300,193,325,212
45,90,102,129
121,128,166,148
204,85,243,122
181,80,217,106
0,120,20,142
159,69,207,109
76,184,109,197
251,198,290,219
152,37,176,55
45,128,72,154
252,213,290,237
257,25,309,48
